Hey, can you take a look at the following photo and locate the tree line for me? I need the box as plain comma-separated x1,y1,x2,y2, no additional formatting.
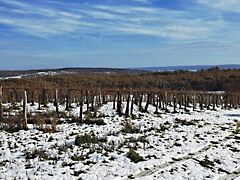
0,69,239,92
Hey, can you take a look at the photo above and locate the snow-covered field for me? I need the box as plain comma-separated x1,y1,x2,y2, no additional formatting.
0,102,239,180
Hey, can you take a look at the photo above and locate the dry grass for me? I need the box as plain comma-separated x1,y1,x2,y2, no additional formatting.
0,115,26,133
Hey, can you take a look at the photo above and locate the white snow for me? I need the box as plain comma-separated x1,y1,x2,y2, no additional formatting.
0,102,239,179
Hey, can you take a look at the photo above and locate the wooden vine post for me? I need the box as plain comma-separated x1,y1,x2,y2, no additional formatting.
144,93,151,112
23,90,28,128
139,94,143,112
116,92,122,116
43,89,48,107
0,86,3,120
173,95,177,113
113,94,116,110
66,92,69,111
125,92,130,117
85,90,89,112
90,92,95,112
154,96,159,114
200,94,203,110
164,91,168,111
130,95,134,116
38,95,41,110
55,89,59,114
79,88,83,123
31,90,35,106
192,92,196,111
184,92,188,112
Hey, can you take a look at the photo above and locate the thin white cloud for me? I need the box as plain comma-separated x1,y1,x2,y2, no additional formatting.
58,11,83,20
0,0,99,39
0,0,237,48
93,5,158,14
131,0,151,4
0,0,28,8
199,0,240,13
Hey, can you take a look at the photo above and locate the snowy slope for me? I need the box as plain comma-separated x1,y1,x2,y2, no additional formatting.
0,102,239,180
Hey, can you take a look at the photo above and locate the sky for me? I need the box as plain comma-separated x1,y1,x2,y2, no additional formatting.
0,0,240,70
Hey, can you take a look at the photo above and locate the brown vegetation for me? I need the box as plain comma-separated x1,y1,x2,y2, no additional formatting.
0,69,239,132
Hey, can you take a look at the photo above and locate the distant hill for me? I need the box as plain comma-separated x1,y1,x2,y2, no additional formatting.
0,68,145,79
0,65,239,79
137,64,240,72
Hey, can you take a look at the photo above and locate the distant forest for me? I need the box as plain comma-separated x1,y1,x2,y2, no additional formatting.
1,68,240,92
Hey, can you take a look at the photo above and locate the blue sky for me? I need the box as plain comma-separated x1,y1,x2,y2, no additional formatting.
0,0,239,70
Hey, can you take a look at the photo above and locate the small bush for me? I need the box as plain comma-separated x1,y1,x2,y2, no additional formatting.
50,117,58,132
75,133,98,146
236,121,240,128
25,149,49,161
84,111,95,120
122,121,139,134
71,154,86,161
11,102,21,110
139,136,148,144
30,114,58,133
175,118,198,126
233,121,240,134
131,114,138,120
48,136,54,142
44,111,58,118
84,119,106,126
198,156,215,168
73,170,85,176
127,148,144,163
156,124,168,133
0,115,27,133
97,113,110,118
